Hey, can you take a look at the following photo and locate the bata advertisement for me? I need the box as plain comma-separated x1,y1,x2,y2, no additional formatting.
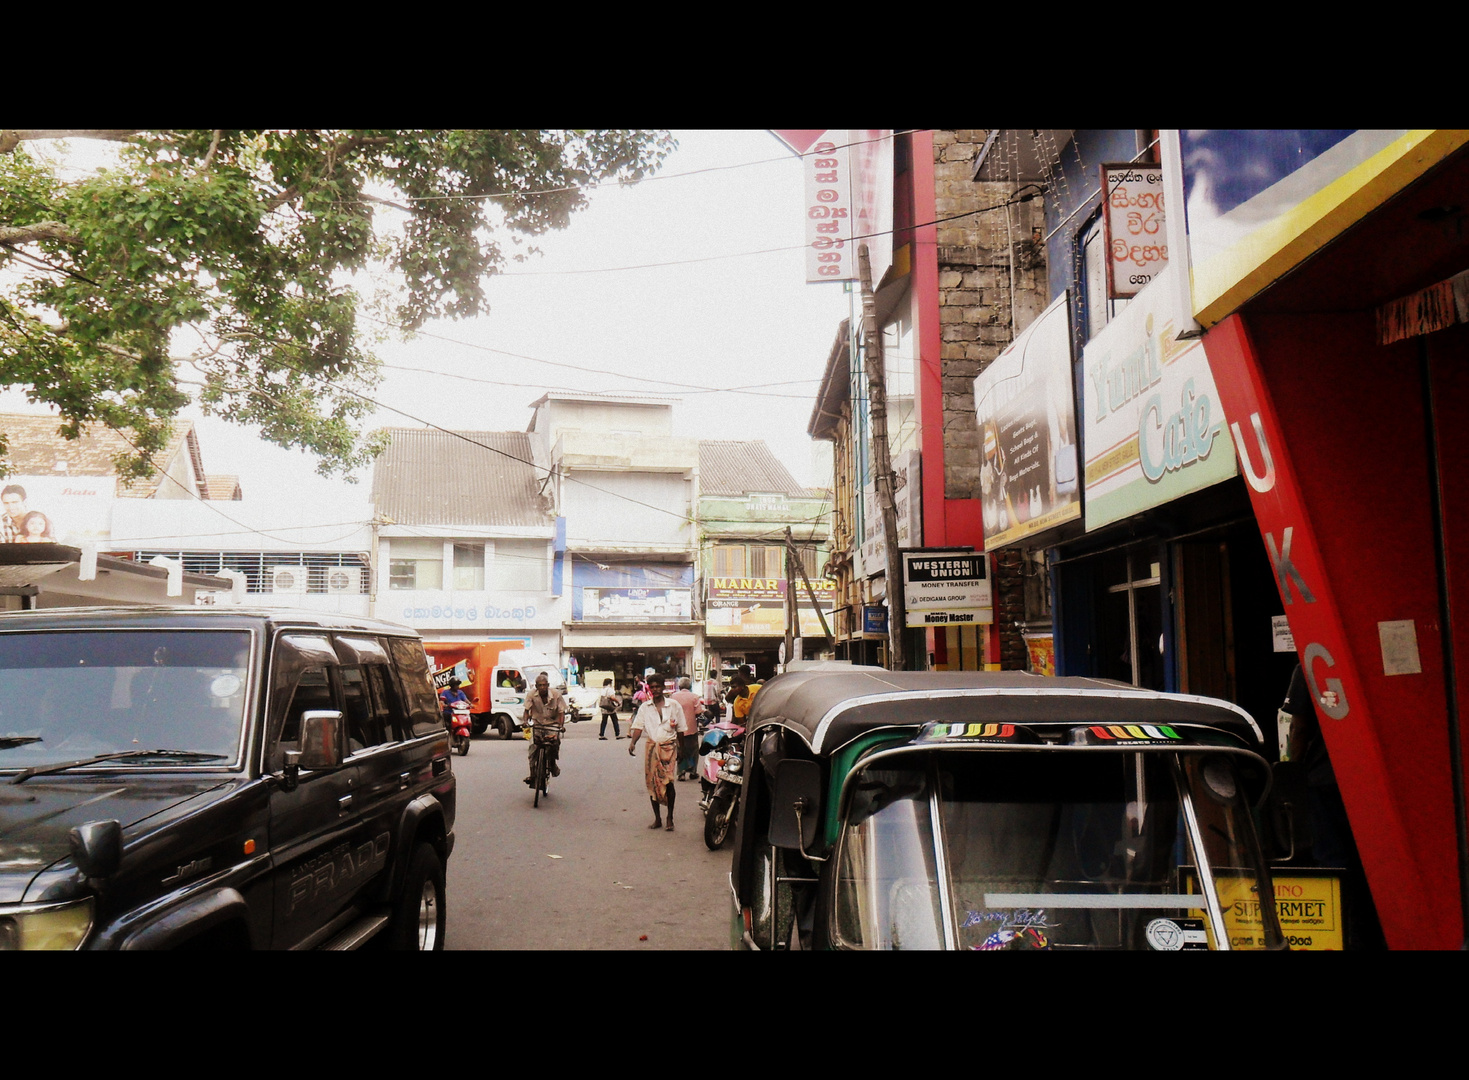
706,577,785,637
0,476,112,546
973,293,1081,548
1082,264,1236,532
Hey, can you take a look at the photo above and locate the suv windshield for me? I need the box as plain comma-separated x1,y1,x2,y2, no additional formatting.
0,630,252,771
834,748,1283,951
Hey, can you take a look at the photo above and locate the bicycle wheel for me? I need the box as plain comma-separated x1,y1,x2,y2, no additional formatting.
532,745,544,808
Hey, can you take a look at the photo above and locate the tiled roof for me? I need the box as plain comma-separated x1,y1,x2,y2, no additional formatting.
205,474,242,500
699,440,807,497
370,428,549,527
0,413,203,497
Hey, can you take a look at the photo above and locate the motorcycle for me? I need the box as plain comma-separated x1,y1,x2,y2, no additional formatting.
698,717,745,850
447,698,473,756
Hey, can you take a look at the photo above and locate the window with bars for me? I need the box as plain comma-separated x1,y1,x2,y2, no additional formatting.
710,543,823,580
127,551,371,594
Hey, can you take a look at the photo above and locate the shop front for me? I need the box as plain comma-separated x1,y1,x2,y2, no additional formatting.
564,559,697,694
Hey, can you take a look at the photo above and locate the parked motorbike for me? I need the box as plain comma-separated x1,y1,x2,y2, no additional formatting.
698,718,745,850
447,699,472,756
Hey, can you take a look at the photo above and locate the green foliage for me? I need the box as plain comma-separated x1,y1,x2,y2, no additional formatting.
0,129,674,478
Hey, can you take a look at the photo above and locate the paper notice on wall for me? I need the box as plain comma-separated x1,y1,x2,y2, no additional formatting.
1378,620,1422,676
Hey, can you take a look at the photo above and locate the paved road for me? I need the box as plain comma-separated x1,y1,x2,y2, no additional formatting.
444,713,735,950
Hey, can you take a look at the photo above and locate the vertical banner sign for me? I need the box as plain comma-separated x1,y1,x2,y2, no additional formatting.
1102,163,1168,298
804,136,854,281
973,293,1081,549
774,129,893,285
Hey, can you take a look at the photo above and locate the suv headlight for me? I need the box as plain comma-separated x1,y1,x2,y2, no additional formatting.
0,897,95,950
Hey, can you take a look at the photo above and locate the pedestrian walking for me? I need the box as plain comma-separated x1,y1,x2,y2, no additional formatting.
628,674,679,830
668,676,701,780
598,677,622,740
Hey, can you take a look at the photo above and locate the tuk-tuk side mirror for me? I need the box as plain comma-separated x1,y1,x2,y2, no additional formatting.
769,759,824,858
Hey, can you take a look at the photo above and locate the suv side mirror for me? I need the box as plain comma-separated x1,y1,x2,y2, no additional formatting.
70,818,122,880
298,709,346,770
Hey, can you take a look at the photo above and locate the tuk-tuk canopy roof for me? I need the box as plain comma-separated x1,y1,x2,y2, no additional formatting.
744,668,1262,753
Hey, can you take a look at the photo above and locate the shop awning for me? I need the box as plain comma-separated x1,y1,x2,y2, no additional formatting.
562,630,696,649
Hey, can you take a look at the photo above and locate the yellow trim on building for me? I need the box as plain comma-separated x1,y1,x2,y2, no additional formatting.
1192,130,1469,327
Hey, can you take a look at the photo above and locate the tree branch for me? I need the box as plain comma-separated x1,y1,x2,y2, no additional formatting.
0,221,81,245
199,129,222,172
0,130,140,154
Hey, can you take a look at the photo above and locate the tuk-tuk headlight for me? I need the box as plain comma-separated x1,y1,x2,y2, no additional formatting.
0,897,95,950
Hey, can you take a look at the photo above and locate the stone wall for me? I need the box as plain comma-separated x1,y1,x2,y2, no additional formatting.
933,131,1049,670
932,130,1049,503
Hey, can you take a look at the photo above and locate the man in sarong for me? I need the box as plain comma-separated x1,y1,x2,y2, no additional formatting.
627,673,679,831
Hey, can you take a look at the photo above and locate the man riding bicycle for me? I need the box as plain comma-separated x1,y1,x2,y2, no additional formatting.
523,671,566,788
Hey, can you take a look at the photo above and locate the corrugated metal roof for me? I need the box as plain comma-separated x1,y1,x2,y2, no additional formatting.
699,441,807,497
371,428,549,527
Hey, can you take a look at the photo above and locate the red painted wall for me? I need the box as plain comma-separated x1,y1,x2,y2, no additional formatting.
1205,312,1463,949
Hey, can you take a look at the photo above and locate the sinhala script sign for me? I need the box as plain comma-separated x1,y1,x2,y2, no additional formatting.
1101,163,1168,299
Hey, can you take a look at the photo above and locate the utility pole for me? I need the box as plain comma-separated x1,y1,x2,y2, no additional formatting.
784,542,797,668
859,244,907,669
786,526,834,646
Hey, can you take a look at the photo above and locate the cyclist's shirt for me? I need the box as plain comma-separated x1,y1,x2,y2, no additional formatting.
524,688,566,737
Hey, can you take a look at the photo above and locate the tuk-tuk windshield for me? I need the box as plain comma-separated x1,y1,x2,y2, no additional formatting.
833,748,1281,951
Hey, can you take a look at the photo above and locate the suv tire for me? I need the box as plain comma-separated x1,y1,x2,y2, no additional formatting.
388,843,446,951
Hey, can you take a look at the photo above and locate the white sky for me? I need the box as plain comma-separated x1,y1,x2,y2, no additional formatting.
4,129,854,525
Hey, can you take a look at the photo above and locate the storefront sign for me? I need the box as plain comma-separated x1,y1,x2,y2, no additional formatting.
796,577,837,638
1188,871,1343,950
707,577,783,637
706,576,836,639
863,604,888,637
902,551,991,627
973,293,1081,548
1102,164,1168,299
1176,129,1469,326
1082,264,1237,531
862,447,921,577
580,587,691,621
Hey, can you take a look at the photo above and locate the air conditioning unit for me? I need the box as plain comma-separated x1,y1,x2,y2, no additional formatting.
325,567,363,594
270,566,306,594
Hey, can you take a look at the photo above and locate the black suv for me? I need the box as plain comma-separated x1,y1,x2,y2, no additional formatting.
0,607,456,950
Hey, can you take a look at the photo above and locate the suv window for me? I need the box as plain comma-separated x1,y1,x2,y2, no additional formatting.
386,637,442,739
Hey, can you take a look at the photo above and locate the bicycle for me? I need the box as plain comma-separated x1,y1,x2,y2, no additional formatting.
528,728,561,807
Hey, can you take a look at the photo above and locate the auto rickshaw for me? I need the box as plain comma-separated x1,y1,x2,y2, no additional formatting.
729,666,1287,951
